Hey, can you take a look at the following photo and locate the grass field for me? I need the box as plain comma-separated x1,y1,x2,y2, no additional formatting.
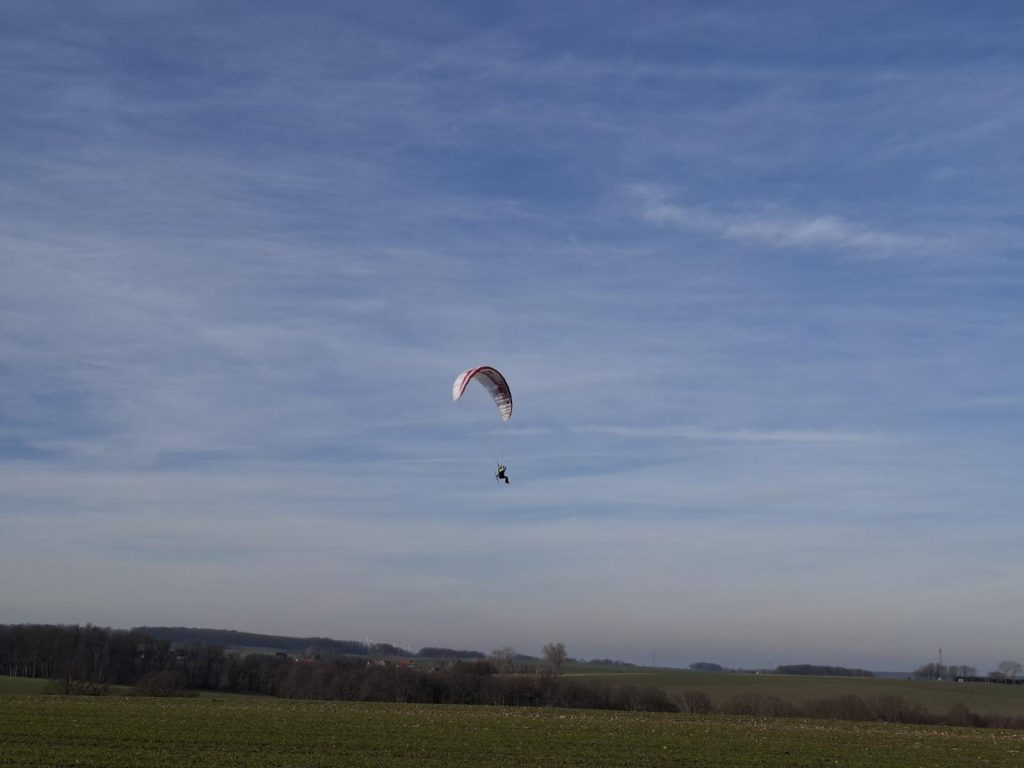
0,677,50,695
3,694,1024,768
563,667,1024,717
5,666,1024,718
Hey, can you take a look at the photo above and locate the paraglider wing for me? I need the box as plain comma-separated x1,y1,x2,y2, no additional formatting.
452,366,512,422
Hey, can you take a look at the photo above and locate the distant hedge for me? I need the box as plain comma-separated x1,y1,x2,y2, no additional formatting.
4,624,1024,730
775,665,874,678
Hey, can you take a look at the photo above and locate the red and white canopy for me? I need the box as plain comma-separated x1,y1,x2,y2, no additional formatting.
452,366,512,422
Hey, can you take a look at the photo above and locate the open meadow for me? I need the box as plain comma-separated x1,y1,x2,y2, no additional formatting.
3,691,1024,768
563,665,1024,718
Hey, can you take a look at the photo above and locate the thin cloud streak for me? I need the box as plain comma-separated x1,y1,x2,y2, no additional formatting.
578,425,895,444
636,194,936,257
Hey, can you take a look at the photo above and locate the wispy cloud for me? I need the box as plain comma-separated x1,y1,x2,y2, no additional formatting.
632,186,934,257
578,425,894,444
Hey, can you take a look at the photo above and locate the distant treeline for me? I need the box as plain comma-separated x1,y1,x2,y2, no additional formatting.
4,624,1024,730
1,624,175,688
265,664,1024,730
775,665,874,678
417,647,487,659
136,627,490,660
135,626,407,657
690,663,873,677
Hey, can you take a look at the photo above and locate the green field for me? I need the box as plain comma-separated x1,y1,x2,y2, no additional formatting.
564,667,1024,717
5,667,1024,719
3,694,1024,768
4,672,1024,767
0,677,51,695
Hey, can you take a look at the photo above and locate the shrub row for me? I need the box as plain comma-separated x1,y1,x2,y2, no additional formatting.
9,625,1021,730
147,655,1023,730
717,692,1024,729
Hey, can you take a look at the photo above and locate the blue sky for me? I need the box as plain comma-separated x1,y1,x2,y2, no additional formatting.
2,1,1023,671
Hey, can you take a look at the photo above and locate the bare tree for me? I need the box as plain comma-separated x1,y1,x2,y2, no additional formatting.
543,642,567,674
948,665,977,679
490,646,517,674
996,660,1022,679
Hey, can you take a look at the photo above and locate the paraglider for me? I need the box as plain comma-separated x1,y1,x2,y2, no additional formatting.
453,366,512,482
452,366,512,421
